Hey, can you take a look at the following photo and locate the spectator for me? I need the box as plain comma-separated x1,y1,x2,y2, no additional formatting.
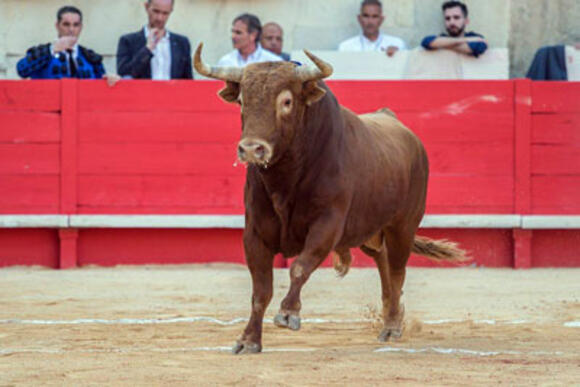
338,0,406,57
261,22,291,61
16,6,105,79
117,0,192,79
421,1,488,57
217,13,282,67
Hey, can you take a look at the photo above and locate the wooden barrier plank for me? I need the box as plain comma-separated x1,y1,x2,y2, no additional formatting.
532,144,580,175
318,229,514,268
78,143,242,175
532,114,580,144
78,175,245,212
0,80,60,112
398,112,514,143
77,229,245,266
532,230,580,267
60,79,78,214
79,111,241,143
514,79,532,215
0,176,60,213
0,144,60,174
425,143,513,175
78,80,239,112
0,112,60,143
328,80,514,113
531,176,580,214
531,82,580,113
78,144,512,176
426,176,514,213
0,229,59,268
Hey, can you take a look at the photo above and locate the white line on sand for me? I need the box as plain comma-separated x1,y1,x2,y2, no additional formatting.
0,347,315,355
375,347,565,357
0,317,573,326
0,346,566,357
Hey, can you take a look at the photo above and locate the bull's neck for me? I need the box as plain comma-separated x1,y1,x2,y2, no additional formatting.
258,88,344,196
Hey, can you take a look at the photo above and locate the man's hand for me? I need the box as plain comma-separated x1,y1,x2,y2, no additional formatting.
464,36,487,44
385,46,399,57
103,74,121,87
52,36,78,53
146,28,165,51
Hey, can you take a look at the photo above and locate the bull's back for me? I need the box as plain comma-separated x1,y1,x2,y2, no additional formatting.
338,107,429,246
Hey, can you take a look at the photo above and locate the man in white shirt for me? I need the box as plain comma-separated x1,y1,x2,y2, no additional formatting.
217,14,282,67
338,0,406,57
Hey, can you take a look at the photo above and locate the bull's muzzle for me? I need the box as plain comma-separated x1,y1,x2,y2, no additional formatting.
237,138,273,166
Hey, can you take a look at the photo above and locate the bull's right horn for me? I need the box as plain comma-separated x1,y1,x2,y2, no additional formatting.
295,50,333,82
194,43,243,82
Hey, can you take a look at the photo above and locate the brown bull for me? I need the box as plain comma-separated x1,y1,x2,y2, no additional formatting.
194,44,466,354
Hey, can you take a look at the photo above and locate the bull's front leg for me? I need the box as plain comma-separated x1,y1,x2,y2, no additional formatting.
274,211,345,331
233,232,275,354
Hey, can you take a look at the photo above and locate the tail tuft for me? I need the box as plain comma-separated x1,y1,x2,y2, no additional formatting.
412,236,470,263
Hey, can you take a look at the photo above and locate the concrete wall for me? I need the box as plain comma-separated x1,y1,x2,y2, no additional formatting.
0,0,576,79
509,0,580,77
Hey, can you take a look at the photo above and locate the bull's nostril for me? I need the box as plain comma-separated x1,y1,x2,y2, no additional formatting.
238,145,246,155
255,145,265,159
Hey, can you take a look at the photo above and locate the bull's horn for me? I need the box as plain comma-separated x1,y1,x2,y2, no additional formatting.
295,49,333,81
194,43,243,82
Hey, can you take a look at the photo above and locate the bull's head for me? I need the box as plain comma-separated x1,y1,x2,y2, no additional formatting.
194,43,333,167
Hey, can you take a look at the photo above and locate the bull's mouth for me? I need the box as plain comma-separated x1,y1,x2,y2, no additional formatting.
237,139,273,167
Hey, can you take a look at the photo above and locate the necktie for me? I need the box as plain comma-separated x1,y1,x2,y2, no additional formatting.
67,49,77,77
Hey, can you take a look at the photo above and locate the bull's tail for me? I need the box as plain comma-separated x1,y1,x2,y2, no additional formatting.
412,236,470,263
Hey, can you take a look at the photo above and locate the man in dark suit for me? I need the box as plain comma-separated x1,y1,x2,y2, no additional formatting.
117,0,192,79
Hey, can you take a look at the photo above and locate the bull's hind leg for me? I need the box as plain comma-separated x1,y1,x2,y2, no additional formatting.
233,234,275,354
361,228,411,341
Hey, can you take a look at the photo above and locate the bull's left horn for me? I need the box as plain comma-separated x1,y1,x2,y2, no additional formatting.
194,43,243,82
295,50,333,81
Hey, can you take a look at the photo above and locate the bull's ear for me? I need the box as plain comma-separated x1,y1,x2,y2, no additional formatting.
218,81,241,103
302,80,326,106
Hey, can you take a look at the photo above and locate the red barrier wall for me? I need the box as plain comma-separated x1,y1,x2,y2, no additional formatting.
0,79,579,268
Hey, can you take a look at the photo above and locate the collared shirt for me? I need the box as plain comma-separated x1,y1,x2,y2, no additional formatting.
217,44,282,67
50,42,79,73
144,26,171,80
338,33,406,52
51,43,79,60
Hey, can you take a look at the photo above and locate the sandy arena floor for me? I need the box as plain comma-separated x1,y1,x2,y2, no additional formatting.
0,264,579,386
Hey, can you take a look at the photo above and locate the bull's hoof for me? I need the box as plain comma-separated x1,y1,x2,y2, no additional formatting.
377,328,403,342
273,313,301,331
232,340,262,355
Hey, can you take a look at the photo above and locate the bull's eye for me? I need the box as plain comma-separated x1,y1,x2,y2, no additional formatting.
277,90,293,117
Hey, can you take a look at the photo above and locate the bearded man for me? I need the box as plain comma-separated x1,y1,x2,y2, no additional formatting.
421,1,488,57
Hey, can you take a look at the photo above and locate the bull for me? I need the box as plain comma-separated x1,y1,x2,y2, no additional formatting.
194,44,467,354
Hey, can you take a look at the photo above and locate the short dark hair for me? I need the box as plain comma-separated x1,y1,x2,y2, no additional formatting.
147,0,175,4
234,13,262,43
361,0,382,8
57,6,82,23
442,1,468,17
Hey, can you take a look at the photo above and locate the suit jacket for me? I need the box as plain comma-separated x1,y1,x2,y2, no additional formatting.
116,28,193,79
526,45,567,80
17,43,105,79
